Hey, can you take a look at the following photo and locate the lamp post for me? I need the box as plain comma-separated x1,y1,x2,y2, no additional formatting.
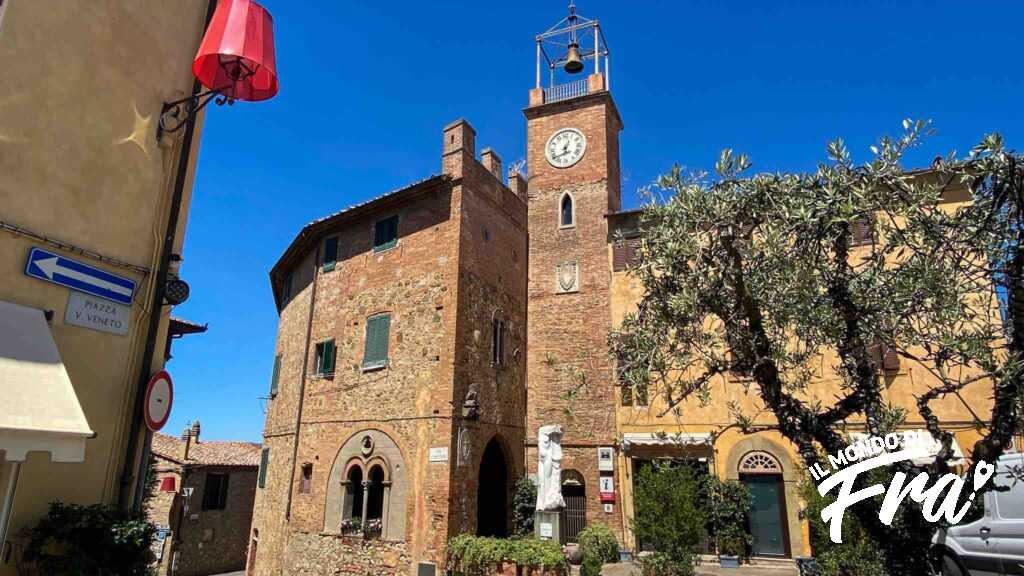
120,0,279,513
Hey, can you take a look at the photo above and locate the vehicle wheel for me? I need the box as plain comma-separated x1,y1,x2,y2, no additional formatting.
940,553,965,576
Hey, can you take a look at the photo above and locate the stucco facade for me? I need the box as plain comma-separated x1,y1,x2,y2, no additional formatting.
0,2,210,573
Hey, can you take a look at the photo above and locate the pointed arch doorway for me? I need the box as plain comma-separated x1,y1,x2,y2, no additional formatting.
477,436,510,537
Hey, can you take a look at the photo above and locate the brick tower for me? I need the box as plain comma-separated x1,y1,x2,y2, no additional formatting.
524,4,625,541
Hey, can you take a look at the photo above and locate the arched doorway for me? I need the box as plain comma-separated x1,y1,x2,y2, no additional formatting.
477,437,510,537
738,451,789,557
561,469,586,544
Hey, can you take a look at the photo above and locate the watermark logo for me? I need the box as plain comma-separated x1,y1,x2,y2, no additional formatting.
809,431,995,543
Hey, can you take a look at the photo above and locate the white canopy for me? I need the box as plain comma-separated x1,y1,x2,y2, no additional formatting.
621,432,712,450
0,300,93,463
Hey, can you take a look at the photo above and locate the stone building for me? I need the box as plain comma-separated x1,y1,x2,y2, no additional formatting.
149,422,261,576
250,4,998,574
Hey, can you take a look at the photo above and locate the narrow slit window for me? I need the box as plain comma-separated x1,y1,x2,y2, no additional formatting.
300,463,313,494
491,318,505,366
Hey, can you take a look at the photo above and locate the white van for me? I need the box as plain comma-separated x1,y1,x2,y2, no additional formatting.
933,452,1024,576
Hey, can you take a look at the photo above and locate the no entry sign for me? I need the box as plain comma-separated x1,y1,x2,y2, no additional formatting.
144,370,174,431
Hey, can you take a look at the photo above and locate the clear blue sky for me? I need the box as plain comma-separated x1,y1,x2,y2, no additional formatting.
167,0,1024,442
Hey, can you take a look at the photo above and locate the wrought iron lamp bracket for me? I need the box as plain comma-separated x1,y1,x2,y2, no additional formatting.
158,87,234,139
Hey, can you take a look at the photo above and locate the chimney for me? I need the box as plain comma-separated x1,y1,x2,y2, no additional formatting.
191,420,201,444
442,118,476,178
480,148,502,181
181,424,192,461
508,169,528,201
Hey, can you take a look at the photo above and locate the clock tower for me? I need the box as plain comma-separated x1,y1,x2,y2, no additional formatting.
524,4,625,541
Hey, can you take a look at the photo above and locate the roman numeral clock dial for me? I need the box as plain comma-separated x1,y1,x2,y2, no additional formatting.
545,127,587,168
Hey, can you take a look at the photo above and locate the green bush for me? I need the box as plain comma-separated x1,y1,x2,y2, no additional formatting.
700,475,752,556
639,551,695,576
512,476,538,537
580,553,603,576
578,523,619,565
715,527,747,557
632,463,705,564
21,501,157,576
446,535,568,575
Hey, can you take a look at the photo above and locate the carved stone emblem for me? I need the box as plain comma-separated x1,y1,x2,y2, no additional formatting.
462,383,480,420
361,435,374,456
555,261,579,293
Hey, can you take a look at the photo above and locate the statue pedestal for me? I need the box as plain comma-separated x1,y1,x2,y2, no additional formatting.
534,510,561,542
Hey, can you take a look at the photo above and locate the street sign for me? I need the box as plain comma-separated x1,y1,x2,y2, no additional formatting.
64,291,131,336
25,247,136,305
144,371,173,432
429,447,449,462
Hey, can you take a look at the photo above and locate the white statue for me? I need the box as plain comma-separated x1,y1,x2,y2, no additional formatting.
536,424,565,511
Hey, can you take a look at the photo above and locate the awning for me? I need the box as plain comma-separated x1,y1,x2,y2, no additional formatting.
0,301,94,463
849,430,965,466
621,432,712,450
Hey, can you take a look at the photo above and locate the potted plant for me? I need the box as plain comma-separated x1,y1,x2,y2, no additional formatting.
716,529,746,568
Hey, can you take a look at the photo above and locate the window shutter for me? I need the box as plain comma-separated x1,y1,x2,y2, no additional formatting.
363,315,391,368
374,216,399,252
270,355,281,396
852,217,874,246
325,340,336,374
258,448,269,488
323,237,339,271
882,344,900,371
613,237,641,272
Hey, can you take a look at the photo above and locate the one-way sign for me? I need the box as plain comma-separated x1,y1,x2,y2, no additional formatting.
25,247,136,305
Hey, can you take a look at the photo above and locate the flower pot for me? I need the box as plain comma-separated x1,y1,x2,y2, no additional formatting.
618,549,633,562
719,555,740,568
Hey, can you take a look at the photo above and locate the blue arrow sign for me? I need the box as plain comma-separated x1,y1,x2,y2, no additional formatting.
25,247,136,305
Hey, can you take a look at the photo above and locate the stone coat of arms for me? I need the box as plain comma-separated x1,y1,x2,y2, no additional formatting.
555,261,579,293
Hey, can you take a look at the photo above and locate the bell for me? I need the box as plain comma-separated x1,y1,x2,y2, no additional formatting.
564,43,584,74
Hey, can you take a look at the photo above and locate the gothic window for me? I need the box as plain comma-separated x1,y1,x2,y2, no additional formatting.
560,193,575,228
344,465,364,522
328,431,406,540
738,451,782,474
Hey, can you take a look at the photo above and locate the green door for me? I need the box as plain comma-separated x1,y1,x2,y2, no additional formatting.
743,475,787,556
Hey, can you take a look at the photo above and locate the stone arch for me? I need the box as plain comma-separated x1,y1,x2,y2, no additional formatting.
477,434,512,537
559,191,576,228
324,428,407,540
723,434,800,558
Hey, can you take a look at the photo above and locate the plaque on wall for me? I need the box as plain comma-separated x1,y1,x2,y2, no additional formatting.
597,446,614,471
555,260,579,293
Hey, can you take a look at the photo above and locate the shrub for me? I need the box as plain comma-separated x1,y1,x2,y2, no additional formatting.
639,551,695,576
632,463,705,563
21,501,156,576
700,476,752,561
512,476,538,537
446,535,568,575
578,523,619,565
580,553,603,576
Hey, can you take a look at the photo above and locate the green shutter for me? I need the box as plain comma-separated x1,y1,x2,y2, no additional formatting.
270,355,281,397
323,237,338,272
324,340,336,374
374,216,398,252
363,314,390,369
258,448,269,488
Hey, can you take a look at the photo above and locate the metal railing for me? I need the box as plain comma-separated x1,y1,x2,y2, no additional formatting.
544,78,589,103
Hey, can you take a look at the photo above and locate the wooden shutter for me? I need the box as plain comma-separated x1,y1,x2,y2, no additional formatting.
258,448,269,488
374,216,399,252
612,237,641,272
324,340,336,374
270,355,281,396
868,341,900,371
851,217,874,246
363,315,391,368
323,237,339,271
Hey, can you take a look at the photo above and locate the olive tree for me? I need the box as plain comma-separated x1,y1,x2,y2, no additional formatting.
614,122,1024,575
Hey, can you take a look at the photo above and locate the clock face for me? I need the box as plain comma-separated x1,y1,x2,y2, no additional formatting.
545,128,587,168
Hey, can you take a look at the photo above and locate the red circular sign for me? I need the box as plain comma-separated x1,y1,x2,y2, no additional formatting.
144,370,174,432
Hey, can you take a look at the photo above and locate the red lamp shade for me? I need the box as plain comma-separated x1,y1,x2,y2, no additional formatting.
192,0,279,102
159,476,177,493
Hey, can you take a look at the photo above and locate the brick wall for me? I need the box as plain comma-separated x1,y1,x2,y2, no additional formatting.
524,89,627,541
